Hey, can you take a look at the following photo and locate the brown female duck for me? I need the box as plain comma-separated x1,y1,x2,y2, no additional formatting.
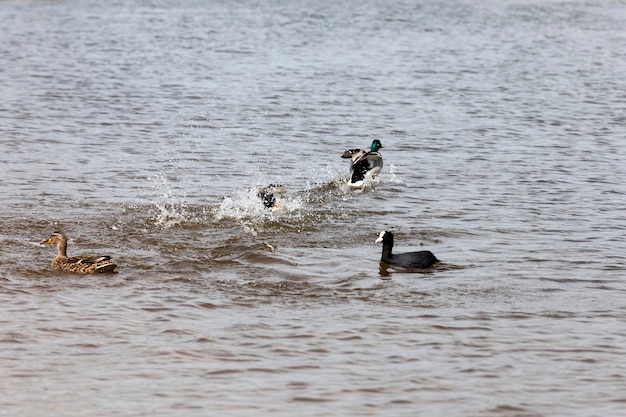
41,232,117,274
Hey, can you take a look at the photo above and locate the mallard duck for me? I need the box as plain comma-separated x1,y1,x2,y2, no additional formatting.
341,139,384,188
256,184,287,209
375,231,439,269
40,232,117,274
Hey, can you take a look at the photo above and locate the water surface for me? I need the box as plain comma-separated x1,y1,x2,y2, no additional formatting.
1,0,626,415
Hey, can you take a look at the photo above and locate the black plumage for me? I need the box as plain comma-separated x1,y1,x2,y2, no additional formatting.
375,231,439,269
256,184,286,209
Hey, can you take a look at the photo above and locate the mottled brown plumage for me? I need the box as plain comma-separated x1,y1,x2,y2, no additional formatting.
41,232,117,274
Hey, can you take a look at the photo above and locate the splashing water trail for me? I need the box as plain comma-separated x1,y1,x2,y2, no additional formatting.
151,174,190,228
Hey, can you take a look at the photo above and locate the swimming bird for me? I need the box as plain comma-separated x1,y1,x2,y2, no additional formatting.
40,232,117,274
341,139,384,188
256,184,287,209
375,231,439,269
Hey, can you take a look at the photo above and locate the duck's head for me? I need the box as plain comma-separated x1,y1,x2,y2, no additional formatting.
371,140,384,152
41,231,67,246
41,231,68,256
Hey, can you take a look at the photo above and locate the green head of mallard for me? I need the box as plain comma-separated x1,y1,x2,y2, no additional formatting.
370,140,384,152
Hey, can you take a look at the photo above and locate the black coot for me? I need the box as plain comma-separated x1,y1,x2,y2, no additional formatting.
375,231,439,269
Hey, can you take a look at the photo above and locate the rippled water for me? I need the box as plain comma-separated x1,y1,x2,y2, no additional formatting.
2,0,626,415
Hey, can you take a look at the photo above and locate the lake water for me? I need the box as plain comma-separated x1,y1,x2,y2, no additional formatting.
1,0,626,415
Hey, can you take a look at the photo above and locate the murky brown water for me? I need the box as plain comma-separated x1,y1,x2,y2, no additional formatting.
2,0,626,415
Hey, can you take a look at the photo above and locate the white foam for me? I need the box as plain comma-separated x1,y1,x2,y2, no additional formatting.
150,174,190,228
213,185,304,234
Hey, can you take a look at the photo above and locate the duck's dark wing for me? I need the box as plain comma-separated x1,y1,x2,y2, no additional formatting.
352,151,382,166
60,255,117,273
68,255,112,265
341,149,365,160
350,151,383,183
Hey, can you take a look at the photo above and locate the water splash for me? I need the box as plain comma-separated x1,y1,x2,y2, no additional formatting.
213,185,304,235
150,174,190,228
383,164,402,185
